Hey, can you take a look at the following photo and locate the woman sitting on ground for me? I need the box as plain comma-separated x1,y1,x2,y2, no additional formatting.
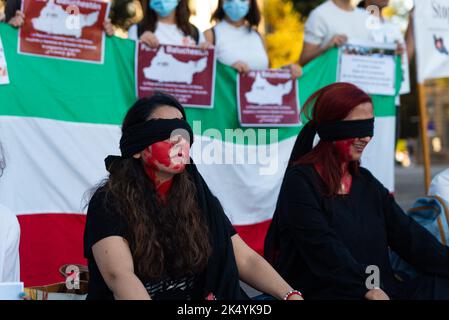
265,82,449,300
84,92,303,300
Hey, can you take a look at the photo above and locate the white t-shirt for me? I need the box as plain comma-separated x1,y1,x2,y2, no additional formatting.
368,17,410,97
429,169,449,205
368,18,404,44
128,21,205,46
304,0,371,46
213,20,269,70
0,204,20,282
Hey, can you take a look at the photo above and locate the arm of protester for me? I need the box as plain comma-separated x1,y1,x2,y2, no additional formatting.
198,39,213,50
8,10,25,28
299,35,347,66
231,61,251,74
231,234,303,300
405,8,415,60
139,30,159,48
395,41,405,56
92,236,151,300
204,28,215,47
103,18,114,37
380,182,449,278
283,63,303,79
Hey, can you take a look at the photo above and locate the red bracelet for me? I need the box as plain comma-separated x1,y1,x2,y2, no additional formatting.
283,290,302,300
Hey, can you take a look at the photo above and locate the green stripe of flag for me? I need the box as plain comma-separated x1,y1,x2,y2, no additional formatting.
0,24,398,145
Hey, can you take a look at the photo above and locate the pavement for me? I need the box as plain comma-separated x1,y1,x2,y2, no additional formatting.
394,164,448,210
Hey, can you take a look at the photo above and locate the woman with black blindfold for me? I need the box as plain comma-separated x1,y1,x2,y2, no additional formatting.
84,92,303,300
265,82,449,300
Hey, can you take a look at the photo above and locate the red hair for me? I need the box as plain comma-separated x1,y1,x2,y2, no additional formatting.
295,83,372,196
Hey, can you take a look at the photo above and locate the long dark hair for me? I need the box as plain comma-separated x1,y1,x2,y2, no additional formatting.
138,0,196,38
212,0,261,29
100,93,211,281
295,83,373,196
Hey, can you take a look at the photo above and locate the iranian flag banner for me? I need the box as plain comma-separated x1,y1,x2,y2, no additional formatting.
0,24,400,287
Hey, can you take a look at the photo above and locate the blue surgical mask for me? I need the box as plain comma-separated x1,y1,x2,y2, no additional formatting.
149,0,179,18
223,0,250,22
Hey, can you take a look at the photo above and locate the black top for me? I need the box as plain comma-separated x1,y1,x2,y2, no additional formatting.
84,186,237,300
265,165,449,300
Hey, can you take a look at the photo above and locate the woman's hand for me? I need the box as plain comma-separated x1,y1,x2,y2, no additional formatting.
198,41,213,50
365,288,390,300
287,63,303,79
231,61,251,74
140,31,159,48
395,42,405,56
324,34,348,50
103,18,114,36
8,10,25,28
231,234,303,301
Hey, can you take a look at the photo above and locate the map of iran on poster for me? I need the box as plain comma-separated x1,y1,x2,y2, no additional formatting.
237,69,300,127
18,0,110,63
136,43,216,108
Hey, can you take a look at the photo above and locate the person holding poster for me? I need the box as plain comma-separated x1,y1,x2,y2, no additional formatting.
204,0,302,78
0,143,21,283
7,0,113,34
84,93,304,300
4,0,24,27
127,0,206,48
265,83,449,300
358,0,412,95
299,0,371,66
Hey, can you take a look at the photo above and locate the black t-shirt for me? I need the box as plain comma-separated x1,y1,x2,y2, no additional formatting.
84,188,237,300
269,165,449,300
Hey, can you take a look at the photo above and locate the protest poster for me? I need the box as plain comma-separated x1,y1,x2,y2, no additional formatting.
237,69,300,127
338,41,397,96
136,43,216,108
18,0,110,63
415,0,449,83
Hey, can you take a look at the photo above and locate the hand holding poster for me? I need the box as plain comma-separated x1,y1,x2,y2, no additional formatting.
237,69,300,127
136,43,216,108
338,41,397,96
0,36,10,85
18,0,110,63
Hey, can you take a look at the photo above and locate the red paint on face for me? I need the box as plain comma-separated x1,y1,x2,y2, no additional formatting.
335,139,355,162
141,137,190,198
149,141,172,167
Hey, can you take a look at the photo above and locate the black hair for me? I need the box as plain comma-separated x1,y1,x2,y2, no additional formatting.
212,0,261,29
122,92,187,132
138,0,198,41
358,0,366,8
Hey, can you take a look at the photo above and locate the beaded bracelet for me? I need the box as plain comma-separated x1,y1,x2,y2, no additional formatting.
283,289,302,300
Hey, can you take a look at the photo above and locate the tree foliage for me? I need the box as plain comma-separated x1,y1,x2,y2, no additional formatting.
264,0,304,68
289,0,326,20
